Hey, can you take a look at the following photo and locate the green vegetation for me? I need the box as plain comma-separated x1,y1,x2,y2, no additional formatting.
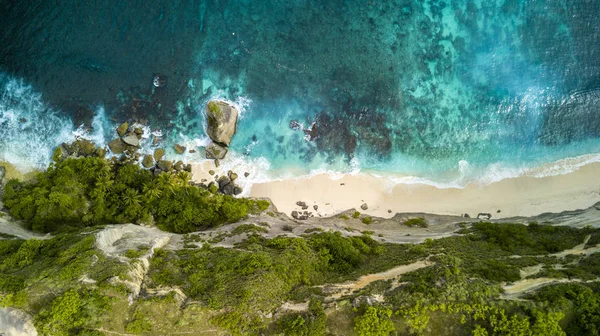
277,299,327,335
340,214,350,220
2,143,269,233
404,217,428,228
352,211,361,219
1,198,600,336
362,216,373,225
354,305,395,336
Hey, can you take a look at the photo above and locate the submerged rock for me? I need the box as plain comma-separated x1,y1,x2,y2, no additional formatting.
290,120,301,130
205,142,228,160
206,100,238,146
303,121,318,141
174,144,186,154
153,74,167,88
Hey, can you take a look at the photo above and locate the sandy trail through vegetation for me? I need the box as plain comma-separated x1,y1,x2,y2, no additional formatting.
322,259,431,300
504,235,600,298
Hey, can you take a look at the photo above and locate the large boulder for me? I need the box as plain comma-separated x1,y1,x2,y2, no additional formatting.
0,165,5,184
154,148,165,161
116,122,129,137
157,160,173,172
142,155,154,168
108,138,127,154
206,100,238,146
205,142,228,160
122,134,140,147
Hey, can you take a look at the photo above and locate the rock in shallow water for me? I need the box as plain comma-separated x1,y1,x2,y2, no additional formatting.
157,160,172,171
174,144,186,154
205,142,228,160
206,100,238,146
116,122,129,137
108,138,127,154
154,148,165,161
142,155,154,168
122,134,140,147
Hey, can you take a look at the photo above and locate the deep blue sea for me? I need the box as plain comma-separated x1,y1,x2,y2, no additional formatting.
1,0,600,186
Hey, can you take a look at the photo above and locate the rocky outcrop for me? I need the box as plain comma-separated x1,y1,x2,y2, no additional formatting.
206,101,238,146
205,142,228,160
154,148,165,161
142,155,154,168
116,122,129,137
0,166,5,184
157,160,173,172
108,138,127,154
122,134,140,147
215,175,243,196
292,211,313,220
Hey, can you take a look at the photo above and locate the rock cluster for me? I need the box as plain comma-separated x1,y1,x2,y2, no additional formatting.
55,138,106,160
107,122,191,174
291,211,313,220
291,201,314,220
192,170,244,196
205,100,238,159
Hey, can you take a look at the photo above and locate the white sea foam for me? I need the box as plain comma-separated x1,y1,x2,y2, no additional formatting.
0,74,75,171
204,149,600,195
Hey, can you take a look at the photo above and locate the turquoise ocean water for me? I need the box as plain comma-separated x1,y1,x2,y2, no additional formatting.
1,0,599,187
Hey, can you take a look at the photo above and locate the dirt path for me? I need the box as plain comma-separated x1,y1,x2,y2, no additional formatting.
503,235,600,298
321,259,432,300
503,278,580,299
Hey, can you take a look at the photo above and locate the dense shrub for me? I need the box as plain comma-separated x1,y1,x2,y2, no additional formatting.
2,151,268,233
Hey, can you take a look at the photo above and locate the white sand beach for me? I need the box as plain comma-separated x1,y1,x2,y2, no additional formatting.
192,161,600,220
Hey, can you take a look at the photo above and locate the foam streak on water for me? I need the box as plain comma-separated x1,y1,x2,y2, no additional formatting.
0,74,74,171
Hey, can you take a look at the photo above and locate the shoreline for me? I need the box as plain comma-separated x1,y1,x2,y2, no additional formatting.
193,161,600,220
